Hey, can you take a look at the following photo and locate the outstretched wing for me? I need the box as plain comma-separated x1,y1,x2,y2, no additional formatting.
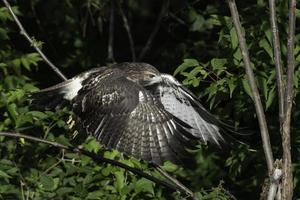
152,74,225,146
72,72,197,165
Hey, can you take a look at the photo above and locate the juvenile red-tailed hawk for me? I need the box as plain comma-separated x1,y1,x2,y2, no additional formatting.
31,62,226,165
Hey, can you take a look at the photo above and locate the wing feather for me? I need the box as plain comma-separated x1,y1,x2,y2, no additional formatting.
32,64,219,165
154,74,226,146
72,71,197,165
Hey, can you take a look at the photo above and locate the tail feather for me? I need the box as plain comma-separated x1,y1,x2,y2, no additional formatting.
29,67,106,110
30,77,84,110
30,89,67,110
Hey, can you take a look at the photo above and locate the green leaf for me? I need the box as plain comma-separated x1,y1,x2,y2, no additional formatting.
257,0,266,7
266,86,275,110
134,178,154,195
191,15,205,32
242,78,253,99
257,76,268,100
21,57,30,70
230,27,238,49
296,8,300,19
56,187,73,196
27,53,42,65
114,171,125,193
211,58,227,75
227,77,237,98
264,29,272,44
84,138,102,153
104,149,119,160
162,161,178,172
209,15,219,26
0,27,8,40
174,59,199,76
233,48,242,62
188,66,207,79
27,111,48,119
7,103,18,121
192,78,200,87
101,166,113,177
259,38,273,59
86,190,104,199
0,169,12,179
0,6,21,22
40,175,55,191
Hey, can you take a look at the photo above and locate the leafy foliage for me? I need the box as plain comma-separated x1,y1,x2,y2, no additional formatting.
0,0,300,199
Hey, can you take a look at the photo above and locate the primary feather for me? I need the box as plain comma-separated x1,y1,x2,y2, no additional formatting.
31,62,226,165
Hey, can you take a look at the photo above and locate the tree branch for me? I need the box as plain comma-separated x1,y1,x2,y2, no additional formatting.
268,168,282,200
152,164,196,199
117,0,136,61
281,0,296,199
227,0,274,172
267,160,282,200
267,1,285,198
0,132,196,197
268,0,285,129
1,0,67,81
107,0,115,62
138,1,169,61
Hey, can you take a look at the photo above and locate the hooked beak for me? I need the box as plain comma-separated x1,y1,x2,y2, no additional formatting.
144,75,163,86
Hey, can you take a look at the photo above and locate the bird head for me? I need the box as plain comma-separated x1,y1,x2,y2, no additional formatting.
115,62,161,86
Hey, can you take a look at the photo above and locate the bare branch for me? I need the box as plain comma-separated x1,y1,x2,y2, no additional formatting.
153,164,196,199
267,1,285,198
0,132,195,197
117,1,136,61
1,0,67,81
138,1,169,61
281,0,296,199
107,0,115,61
227,0,274,172
268,0,285,127
0,132,68,148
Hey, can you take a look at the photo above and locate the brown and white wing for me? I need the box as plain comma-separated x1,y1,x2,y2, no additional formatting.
73,74,197,165
154,74,226,146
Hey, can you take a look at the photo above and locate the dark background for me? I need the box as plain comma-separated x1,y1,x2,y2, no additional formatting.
0,0,299,199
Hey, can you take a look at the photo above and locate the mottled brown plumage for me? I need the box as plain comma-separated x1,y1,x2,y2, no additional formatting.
31,62,226,165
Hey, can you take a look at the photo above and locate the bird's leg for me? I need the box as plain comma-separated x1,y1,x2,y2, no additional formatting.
67,115,75,129
67,115,79,139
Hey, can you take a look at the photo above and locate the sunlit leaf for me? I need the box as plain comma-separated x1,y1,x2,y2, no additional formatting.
174,59,199,76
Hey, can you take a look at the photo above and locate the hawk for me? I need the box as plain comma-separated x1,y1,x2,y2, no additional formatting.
31,62,227,165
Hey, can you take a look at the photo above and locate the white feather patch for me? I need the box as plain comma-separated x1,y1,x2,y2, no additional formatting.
138,91,145,102
63,77,84,100
161,74,181,85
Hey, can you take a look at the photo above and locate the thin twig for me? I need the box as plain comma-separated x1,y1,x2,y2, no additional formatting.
138,0,169,61
268,0,285,129
117,0,136,61
227,0,274,171
1,0,67,81
220,188,238,200
20,180,25,200
169,13,186,25
153,164,195,199
281,0,296,199
107,0,115,61
0,132,190,196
